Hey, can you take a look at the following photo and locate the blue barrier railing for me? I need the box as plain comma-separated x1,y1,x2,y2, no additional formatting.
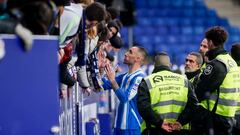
0,35,59,135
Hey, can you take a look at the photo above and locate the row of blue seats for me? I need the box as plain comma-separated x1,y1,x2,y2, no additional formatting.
137,8,216,18
137,43,199,61
121,30,240,48
135,35,240,45
137,17,229,27
130,0,240,65
136,0,205,8
134,26,206,35
137,41,235,64
135,35,203,44
133,26,240,36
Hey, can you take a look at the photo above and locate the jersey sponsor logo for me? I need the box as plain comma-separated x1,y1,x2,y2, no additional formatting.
204,65,213,75
132,83,139,90
132,77,142,91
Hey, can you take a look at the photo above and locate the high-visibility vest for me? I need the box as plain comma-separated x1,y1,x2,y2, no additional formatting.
200,63,207,74
141,70,189,132
200,54,240,117
236,67,240,115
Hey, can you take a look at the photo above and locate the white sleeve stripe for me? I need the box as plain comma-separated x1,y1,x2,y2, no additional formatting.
131,109,141,127
120,102,128,129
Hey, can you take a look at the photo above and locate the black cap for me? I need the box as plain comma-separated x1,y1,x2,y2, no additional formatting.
109,36,123,49
107,7,120,20
53,0,70,6
106,51,115,62
231,43,240,64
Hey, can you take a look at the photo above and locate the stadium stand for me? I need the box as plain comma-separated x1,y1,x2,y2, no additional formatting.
121,0,240,66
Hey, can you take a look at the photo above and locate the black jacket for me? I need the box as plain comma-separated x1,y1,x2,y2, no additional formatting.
195,47,228,102
137,66,198,134
190,47,235,135
185,69,201,86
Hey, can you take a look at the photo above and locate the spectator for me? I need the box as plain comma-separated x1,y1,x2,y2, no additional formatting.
20,1,53,35
107,20,119,38
107,6,120,20
230,43,240,135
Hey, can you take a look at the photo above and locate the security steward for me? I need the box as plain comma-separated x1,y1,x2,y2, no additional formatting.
231,43,240,135
191,26,240,135
137,52,198,135
184,52,203,85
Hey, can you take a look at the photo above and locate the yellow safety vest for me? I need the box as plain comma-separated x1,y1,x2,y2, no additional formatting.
200,63,207,74
141,70,190,132
236,66,240,114
200,54,240,117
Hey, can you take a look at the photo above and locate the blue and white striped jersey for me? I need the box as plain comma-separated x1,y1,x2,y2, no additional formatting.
102,69,145,130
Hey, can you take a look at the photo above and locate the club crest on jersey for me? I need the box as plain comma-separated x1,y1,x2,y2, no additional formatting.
204,65,213,75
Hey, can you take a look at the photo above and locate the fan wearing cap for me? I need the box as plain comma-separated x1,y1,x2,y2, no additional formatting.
109,35,123,50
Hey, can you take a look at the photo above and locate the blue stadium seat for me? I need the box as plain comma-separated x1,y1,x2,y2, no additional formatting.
218,18,229,26
207,9,217,17
120,28,128,37
182,8,194,17
145,9,157,17
147,0,160,8
193,35,204,44
186,44,199,52
171,0,183,7
195,0,206,8
166,35,180,44
206,18,217,27
155,8,169,17
166,18,179,26
193,18,205,26
136,9,147,17
169,26,181,34
153,35,166,44
182,26,193,35
137,36,151,44
228,27,240,34
157,27,168,35
136,0,147,8
157,0,170,8
183,0,195,7
194,26,205,35
173,52,187,65
133,26,143,35
137,17,151,26
229,35,240,43
194,7,207,17
151,18,167,26
179,35,193,44
179,18,192,26
154,44,170,53
143,43,154,55
144,26,156,35
168,9,182,17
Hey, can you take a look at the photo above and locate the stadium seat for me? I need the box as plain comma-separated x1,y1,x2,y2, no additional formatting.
131,0,240,65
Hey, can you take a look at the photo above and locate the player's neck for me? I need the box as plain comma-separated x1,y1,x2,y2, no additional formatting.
128,64,141,74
